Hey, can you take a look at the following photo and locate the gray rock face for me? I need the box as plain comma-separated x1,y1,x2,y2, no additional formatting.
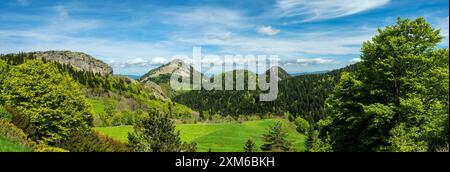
31,51,113,75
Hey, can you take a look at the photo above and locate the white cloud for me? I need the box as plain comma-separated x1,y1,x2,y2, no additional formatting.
437,17,449,46
161,7,248,29
295,58,334,65
350,57,361,63
128,58,146,65
151,57,168,65
108,57,170,68
176,29,373,56
275,0,390,22
201,56,224,65
206,32,232,40
257,26,280,36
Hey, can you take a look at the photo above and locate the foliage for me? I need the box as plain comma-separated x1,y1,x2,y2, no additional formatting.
260,122,294,152
294,116,310,135
57,129,131,152
243,139,257,152
0,106,12,121
33,144,69,152
322,17,449,152
0,60,93,145
309,131,333,152
0,119,36,149
174,65,358,123
128,111,197,152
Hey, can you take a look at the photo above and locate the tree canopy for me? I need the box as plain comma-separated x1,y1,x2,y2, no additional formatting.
320,17,449,152
1,60,93,145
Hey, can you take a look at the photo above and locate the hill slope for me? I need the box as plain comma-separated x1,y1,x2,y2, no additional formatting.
139,59,206,98
174,63,360,122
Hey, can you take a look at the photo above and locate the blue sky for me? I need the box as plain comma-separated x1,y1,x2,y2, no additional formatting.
0,0,448,75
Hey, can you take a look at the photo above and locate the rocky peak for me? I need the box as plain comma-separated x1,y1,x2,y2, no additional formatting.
139,59,196,82
31,51,113,76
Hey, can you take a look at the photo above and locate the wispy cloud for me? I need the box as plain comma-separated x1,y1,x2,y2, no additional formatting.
15,0,29,5
109,57,169,68
274,0,390,22
1,0,447,74
257,26,280,36
437,17,449,46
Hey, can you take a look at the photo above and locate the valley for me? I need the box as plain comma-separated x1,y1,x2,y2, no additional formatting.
94,118,306,152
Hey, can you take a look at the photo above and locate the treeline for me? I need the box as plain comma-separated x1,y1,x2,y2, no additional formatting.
174,64,359,123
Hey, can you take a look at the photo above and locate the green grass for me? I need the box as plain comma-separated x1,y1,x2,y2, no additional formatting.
94,118,305,152
0,135,31,152
88,97,105,115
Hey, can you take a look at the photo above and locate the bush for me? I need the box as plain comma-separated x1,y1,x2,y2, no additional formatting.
0,106,11,121
57,129,131,152
294,116,310,135
34,144,68,152
0,119,36,149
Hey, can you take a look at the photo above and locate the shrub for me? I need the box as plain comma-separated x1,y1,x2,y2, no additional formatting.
34,144,68,152
57,129,131,152
0,119,36,149
0,106,11,121
294,116,310,135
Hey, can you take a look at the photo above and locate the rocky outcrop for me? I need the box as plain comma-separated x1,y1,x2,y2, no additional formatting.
142,81,168,99
31,51,113,75
139,59,205,84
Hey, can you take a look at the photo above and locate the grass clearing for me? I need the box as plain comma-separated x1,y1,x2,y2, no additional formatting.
94,118,305,152
0,135,31,152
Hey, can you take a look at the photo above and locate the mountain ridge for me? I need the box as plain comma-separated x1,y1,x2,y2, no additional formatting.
30,51,113,76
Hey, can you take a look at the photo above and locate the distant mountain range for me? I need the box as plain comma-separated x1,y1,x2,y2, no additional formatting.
115,75,141,80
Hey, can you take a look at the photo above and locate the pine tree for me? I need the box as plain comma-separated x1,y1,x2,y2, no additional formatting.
243,139,257,152
128,111,196,152
260,122,294,152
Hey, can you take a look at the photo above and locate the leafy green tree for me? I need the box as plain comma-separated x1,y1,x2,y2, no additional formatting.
324,17,449,152
0,60,9,105
294,116,310,135
260,122,294,152
0,60,93,145
243,139,257,152
0,106,12,121
0,60,8,82
128,111,196,152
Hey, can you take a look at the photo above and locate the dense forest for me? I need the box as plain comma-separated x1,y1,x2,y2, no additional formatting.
174,63,359,122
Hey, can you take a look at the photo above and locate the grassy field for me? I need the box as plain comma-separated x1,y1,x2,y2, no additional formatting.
94,118,306,152
0,135,31,152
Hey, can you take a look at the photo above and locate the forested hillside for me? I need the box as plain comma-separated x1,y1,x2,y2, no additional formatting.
174,63,359,122
0,53,194,127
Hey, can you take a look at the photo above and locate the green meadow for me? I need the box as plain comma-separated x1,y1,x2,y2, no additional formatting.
0,135,31,152
94,118,306,152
